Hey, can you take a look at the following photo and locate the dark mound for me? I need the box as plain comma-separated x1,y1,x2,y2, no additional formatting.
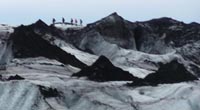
72,56,140,82
39,86,60,98
133,17,200,53
7,74,25,80
93,12,135,49
9,25,86,69
66,12,137,50
130,60,198,86
30,19,65,39
29,19,50,34
145,60,198,83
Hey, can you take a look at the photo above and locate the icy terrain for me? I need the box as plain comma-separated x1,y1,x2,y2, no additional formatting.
0,12,200,110
0,57,200,110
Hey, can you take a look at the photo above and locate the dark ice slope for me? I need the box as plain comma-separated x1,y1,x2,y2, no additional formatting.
30,19,65,39
133,18,200,54
72,56,140,81
64,12,200,76
130,60,198,86
66,12,137,50
9,24,86,69
66,12,200,54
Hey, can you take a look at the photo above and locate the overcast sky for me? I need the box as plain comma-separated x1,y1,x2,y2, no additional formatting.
0,0,199,25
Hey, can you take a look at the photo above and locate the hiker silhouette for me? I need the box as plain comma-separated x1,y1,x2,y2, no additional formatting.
62,17,65,24
52,18,56,24
80,19,83,25
71,18,73,25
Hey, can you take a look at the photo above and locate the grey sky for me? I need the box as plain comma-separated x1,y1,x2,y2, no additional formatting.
0,0,199,25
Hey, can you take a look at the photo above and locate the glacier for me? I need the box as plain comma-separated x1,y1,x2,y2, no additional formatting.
0,12,200,110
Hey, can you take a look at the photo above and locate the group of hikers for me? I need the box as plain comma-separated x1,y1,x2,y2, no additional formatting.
52,18,83,26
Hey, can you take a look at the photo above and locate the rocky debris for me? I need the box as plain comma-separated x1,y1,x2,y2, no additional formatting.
39,86,60,98
72,56,140,81
9,25,87,69
129,60,198,86
7,74,25,80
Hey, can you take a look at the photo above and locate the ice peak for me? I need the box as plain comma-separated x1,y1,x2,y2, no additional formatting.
148,17,182,25
34,19,48,28
93,56,113,67
100,12,124,23
109,12,120,17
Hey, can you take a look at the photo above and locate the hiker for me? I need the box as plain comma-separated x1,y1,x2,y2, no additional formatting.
71,18,73,25
62,17,65,24
75,19,78,25
80,19,83,26
52,18,56,25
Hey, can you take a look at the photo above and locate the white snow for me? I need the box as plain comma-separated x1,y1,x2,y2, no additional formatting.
0,24,14,33
61,44,98,66
0,24,14,66
55,24,85,31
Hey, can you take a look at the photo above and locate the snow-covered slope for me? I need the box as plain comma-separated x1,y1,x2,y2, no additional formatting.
54,24,85,31
0,24,14,65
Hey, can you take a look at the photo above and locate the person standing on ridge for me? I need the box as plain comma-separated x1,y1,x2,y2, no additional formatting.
62,17,65,24
80,19,83,26
52,18,56,25
75,19,78,26
71,18,73,25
